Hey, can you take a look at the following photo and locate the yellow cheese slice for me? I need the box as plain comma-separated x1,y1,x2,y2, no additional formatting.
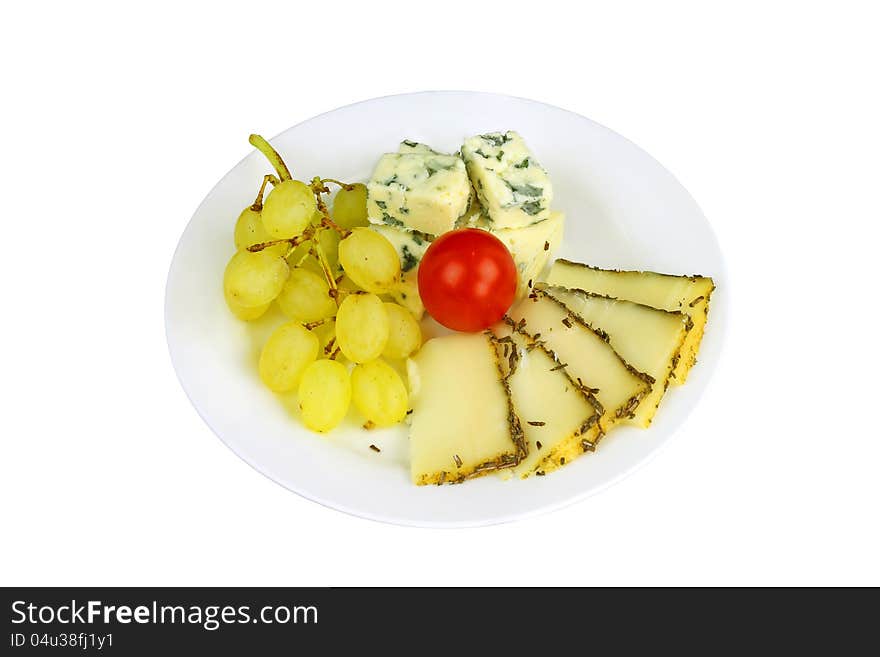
407,333,525,485
543,286,690,427
545,260,715,384
491,326,602,477
507,291,652,432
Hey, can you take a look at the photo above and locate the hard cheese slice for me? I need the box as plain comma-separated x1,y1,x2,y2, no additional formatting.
491,325,602,477
507,290,652,431
545,260,714,384
407,333,525,485
543,286,690,427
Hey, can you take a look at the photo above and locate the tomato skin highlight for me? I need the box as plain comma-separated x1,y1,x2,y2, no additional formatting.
417,228,518,332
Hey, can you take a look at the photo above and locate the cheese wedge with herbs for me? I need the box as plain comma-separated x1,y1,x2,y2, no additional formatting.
461,131,553,229
545,260,715,384
507,290,652,431
367,152,471,235
491,326,602,477
542,286,690,427
475,211,565,299
407,333,525,485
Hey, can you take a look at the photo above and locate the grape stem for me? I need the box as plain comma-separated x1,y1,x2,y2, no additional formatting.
320,177,357,191
313,194,351,238
250,174,279,211
311,236,340,305
246,228,314,253
309,176,353,237
249,134,292,181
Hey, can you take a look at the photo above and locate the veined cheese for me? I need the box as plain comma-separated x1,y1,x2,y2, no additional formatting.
368,224,432,274
475,211,565,299
398,140,438,154
543,286,690,427
491,326,602,477
461,131,553,228
407,333,525,485
367,152,471,235
396,141,478,228
545,260,715,384
507,290,652,431
389,269,424,319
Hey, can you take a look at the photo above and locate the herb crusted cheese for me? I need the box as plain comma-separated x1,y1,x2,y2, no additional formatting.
507,290,653,433
492,325,602,478
408,333,525,485
545,260,715,384
461,131,553,229
542,286,690,427
366,151,471,236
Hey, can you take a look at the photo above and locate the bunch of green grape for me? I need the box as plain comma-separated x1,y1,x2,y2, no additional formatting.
223,134,422,433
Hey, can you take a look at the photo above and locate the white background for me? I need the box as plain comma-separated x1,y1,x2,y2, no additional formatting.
2,1,877,586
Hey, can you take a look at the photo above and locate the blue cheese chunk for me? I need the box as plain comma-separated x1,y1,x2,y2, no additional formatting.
389,270,424,319
461,131,553,228
368,224,432,274
397,140,438,154
367,152,471,235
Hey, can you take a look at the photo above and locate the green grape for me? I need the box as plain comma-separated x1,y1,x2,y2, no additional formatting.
224,287,270,321
338,228,401,293
259,322,319,392
351,358,408,426
276,267,337,322
335,293,389,363
382,302,422,359
332,183,369,229
223,249,289,308
234,207,269,249
262,180,316,239
234,207,288,257
298,359,351,432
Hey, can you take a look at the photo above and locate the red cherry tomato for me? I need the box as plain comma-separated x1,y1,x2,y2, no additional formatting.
417,228,517,332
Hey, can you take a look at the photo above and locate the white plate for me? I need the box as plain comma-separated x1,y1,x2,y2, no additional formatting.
165,91,727,527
